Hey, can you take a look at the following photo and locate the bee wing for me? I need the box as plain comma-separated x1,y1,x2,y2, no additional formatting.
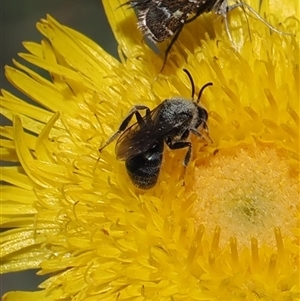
115,105,163,160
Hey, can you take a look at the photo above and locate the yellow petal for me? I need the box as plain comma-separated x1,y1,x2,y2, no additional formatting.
0,167,33,190
102,0,144,57
3,291,49,301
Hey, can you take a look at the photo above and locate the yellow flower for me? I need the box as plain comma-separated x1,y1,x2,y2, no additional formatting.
1,0,299,300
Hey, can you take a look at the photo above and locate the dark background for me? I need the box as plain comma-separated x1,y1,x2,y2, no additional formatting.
0,0,117,296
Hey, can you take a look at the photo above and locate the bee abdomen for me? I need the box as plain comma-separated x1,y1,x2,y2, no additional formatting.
125,142,163,189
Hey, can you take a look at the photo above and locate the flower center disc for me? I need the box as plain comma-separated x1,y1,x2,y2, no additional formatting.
192,144,299,248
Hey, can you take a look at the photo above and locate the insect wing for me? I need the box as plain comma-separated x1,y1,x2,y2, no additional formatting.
130,0,198,42
115,105,163,160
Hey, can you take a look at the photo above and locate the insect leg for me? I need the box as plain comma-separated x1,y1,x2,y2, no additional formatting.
166,138,192,167
120,105,151,130
219,0,292,43
161,23,185,71
99,105,150,152
237,2,292,36
215,0,234,44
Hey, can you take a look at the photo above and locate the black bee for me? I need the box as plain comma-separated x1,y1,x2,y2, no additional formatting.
99,69,213,189
128,0,289,65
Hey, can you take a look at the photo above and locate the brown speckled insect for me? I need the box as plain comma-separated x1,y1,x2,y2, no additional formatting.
128,0,290,65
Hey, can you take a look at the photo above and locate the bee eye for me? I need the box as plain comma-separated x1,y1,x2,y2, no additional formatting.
204,110,208,120
198,107,208,121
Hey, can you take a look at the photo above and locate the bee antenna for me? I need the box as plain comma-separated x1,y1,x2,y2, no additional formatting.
197,82,213,103
183,68,195,99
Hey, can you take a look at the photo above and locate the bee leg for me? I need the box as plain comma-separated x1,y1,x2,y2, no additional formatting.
166,139,192,186
99,105,150,152
165,139,192,167
120,105,151,130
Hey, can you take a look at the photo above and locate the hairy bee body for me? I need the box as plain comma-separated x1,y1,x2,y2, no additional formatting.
99,70,212,189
